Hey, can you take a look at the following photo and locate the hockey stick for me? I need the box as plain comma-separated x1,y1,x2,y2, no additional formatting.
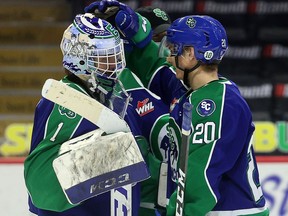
41,79,130,134
176,102,193,216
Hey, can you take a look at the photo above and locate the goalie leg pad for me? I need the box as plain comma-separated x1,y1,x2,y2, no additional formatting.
58,128,105,155
53,131,150,204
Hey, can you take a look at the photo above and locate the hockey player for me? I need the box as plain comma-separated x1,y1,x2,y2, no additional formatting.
85,1,269,215
24,13,171,216
158,16,269,216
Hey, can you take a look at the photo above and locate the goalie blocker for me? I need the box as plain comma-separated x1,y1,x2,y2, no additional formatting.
53,129,150,205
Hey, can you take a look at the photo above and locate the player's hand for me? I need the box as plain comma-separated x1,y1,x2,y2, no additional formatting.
85,0,139,39
114,1,139,38
84,0,120,19
86,0,151,49
85,0,120,14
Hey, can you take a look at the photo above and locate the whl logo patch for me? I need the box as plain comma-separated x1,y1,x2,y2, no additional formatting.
136,98,154,116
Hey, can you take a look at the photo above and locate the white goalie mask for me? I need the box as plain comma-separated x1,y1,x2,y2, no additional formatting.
60,13,126,87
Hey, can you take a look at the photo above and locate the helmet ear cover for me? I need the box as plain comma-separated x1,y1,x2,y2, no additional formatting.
165,15,228,64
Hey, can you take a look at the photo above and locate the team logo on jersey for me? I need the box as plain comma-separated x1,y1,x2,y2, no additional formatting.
167,118,181,182
58,106,76,119
136,98,154,116
196,99,216,117
150,114,170,161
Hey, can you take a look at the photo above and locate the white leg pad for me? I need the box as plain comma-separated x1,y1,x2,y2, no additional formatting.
53,130,150,204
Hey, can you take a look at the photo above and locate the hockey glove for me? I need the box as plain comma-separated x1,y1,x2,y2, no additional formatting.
84,0,120,19
85,0,152,49
84,0,135,26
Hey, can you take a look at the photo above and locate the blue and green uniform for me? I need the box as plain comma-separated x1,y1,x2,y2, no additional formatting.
127,39,269,215
24,69,170,216
167,78,269,216
24,13,173,216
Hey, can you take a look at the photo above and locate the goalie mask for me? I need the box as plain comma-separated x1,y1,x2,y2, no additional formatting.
61,13,129,117
60,13,126,91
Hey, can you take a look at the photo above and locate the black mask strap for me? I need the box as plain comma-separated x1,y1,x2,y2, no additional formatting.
175,56,201,87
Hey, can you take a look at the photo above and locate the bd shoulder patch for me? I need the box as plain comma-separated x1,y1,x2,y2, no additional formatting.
196,99,216,117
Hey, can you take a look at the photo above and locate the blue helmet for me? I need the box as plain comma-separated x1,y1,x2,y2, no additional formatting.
165,15,228,64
